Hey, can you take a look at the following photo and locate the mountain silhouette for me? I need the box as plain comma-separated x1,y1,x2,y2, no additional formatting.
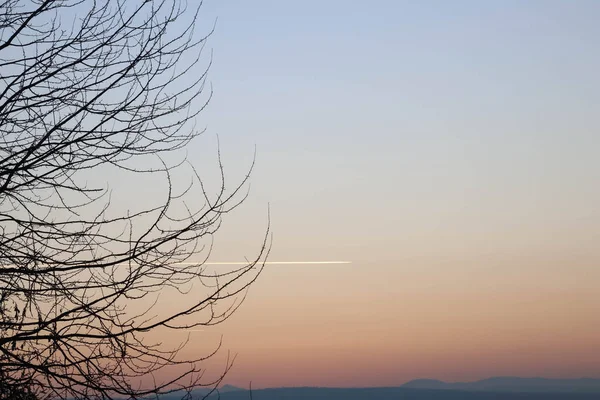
401,377,600,393
154,378,600,399
208,386,600,400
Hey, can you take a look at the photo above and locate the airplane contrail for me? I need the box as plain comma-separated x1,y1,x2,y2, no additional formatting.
206,261,351,265
174,261,352,265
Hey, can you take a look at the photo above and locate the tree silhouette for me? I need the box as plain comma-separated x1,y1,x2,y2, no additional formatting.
0,1,268,398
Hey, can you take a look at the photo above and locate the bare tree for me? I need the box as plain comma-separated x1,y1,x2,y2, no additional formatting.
0,1,268,398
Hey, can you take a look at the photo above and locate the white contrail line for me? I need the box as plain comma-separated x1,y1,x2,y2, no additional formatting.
182,261,352,265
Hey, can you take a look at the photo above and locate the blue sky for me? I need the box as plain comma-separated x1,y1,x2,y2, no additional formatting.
191,1,600,264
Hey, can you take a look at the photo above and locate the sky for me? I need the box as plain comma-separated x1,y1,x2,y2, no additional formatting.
141,0,600,389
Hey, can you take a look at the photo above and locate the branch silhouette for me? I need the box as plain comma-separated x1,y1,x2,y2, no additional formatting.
0,1,268,398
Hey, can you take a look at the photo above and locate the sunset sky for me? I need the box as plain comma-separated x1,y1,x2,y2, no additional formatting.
145,0,600,389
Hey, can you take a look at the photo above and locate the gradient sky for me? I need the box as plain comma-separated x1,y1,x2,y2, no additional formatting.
139,0,600,389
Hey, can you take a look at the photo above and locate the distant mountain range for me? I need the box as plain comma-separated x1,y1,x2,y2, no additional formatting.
401,377,600,393
209,384,600,400
156,377,600,399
